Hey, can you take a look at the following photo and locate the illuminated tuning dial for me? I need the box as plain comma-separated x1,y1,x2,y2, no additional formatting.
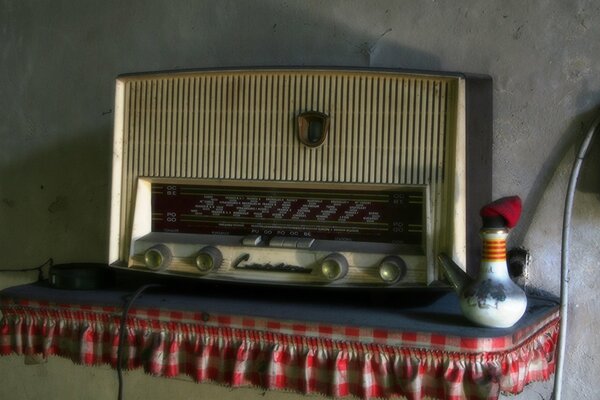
319,253,349,281
144,244,172,271
378,256,407,284
195,246,223,274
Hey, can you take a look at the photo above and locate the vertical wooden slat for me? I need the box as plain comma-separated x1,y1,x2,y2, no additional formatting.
207,76,216,178
421,80,429,183
425,80,435,183
298,74,307,181
174,78,182,177
280,74,289,181
134,81,143,177
120,81,132,260
245,75,253,179
273,75,282,181
201,76,208,178
382,77,391,184
325,75,334,181
159,80,168,177
166,78,175,176
291,74,300,181
265,73,272,180
311,75,320,182
413,79,427,184
214,75,223,178
188,77,197,178
374,77,384,183
220,75,230,178
353,77,362,182
399,78,408,184
191,77,200,177
142,81,152,176
240,75,249,180
392,77,399,183
164,79,175,176
181,78,189,177
364,76,373,183
231,76,240,179
405,79,415,184
149,80,158,177
437,81,447,182
335,76,344,182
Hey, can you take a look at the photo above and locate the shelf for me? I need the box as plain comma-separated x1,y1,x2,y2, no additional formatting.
0,282,558,399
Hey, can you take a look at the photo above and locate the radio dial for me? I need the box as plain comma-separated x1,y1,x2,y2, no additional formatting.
195,246,223,274
144,244,172,271
378,256,407,284
319,253,348,281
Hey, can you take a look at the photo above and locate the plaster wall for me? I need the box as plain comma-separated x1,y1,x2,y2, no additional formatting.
1,1,599,399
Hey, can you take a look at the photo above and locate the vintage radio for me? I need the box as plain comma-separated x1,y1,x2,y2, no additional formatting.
109,68,491,288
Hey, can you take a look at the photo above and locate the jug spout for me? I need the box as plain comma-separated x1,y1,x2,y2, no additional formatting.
438,253,472,293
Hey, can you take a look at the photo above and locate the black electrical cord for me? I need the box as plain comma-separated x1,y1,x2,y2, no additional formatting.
117,284,162,400
0,258,53,281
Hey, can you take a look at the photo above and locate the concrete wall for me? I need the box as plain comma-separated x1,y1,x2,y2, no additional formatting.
1,1,599,398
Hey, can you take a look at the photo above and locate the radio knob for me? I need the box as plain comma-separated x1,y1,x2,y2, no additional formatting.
195,246,223,274
378,256,407,284
144,244,172,271
319,253,348,281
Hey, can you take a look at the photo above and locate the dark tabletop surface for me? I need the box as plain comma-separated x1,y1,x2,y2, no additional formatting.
0,278,559,339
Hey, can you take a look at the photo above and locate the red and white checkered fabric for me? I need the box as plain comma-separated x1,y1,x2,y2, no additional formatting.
0,297,558,400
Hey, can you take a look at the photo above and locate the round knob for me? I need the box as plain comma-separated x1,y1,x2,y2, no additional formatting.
144,244,172,271
319,253,348,281
195,246,223,274
378,256,407,284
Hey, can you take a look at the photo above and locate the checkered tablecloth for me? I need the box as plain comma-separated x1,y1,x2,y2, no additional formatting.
0,284,558,400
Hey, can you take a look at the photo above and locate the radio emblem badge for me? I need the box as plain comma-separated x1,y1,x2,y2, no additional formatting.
297,111,330,147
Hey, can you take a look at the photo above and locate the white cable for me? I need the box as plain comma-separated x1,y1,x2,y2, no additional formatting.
554,112,600,399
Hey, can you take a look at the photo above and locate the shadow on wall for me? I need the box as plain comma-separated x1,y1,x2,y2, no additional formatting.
82,1,446,75
337,36,443,70
512,104,600,246
0,130,113,265
158,1,444,70
577,107,600,197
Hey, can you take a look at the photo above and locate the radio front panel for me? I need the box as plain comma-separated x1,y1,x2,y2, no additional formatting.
109,68,492,288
